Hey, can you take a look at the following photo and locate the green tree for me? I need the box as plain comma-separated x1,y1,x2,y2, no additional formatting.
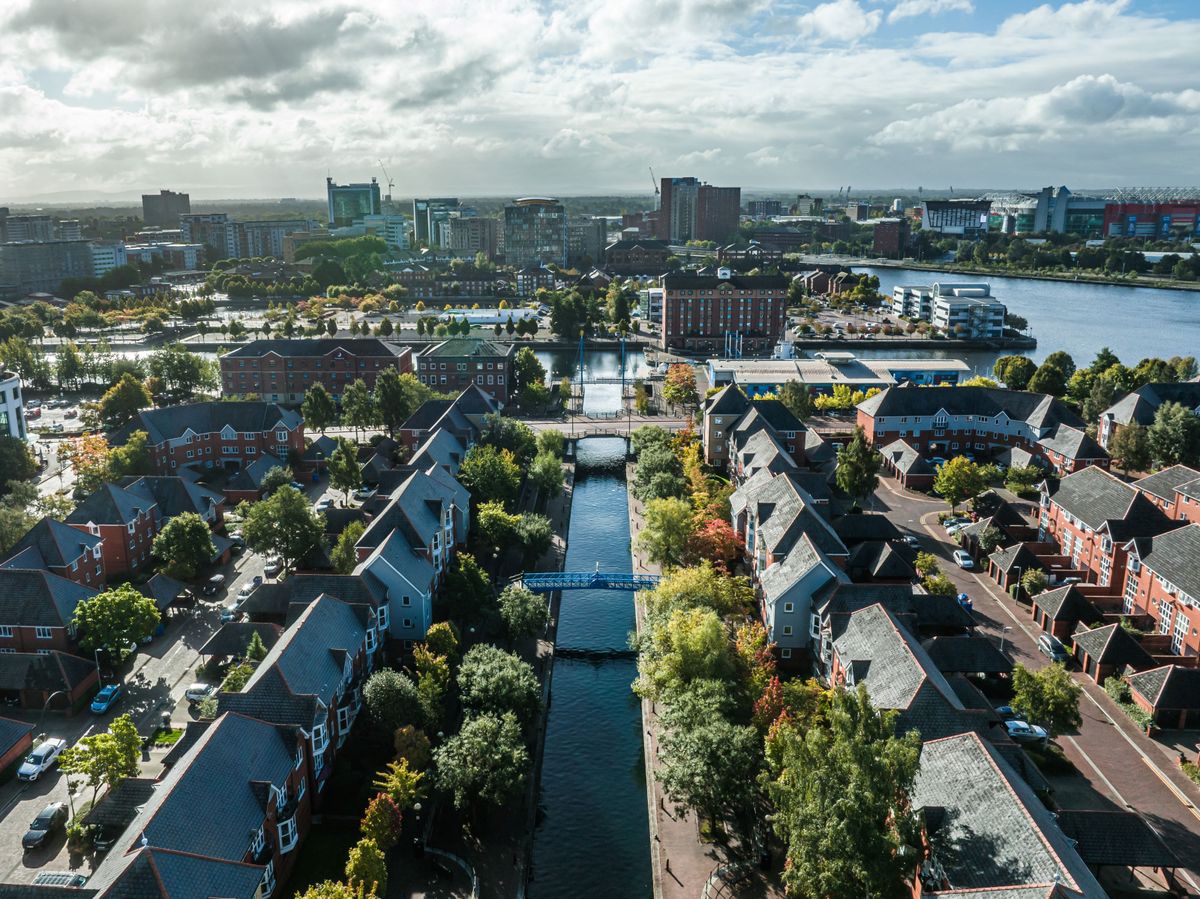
414,645,450,730
511,346,547,399
423,622,459,662
56,342,84,390
658,710,761,833
993,355,1036,390
515,513,553,565
459,445,521,509
1043,350,1076,380
441,554,495,622
239,486,325,575
245,630,269,662
341,378,379,440
1081,374,1118,424
638,496,695,570
151,511,217,580
933,456,988,513
1108,423,1151,474
605,281,630,325
376,369,429,438
1020,568,1048,596
923,572,956,595
765,685,921,899
345,839,387,897
327,437,361,502
457,644,541,726
294,883,368,899
0,437,37,483
146,344,216,398
642,562,752,623
360,794,403,850
498,584,548,643
97,373,151,428
528,451,563,498
72,584,159,659
1028,361,1068,396
662,364,699,408
536,429,565,459
779,380,813,419
261,464,295,495
636,606,733,700
475,500,519,551
372,758,425,809
57,714,142,810
331,520,365,574
434,711,529,810
835,426,881,507
1011,662,1081,735
301,382,337,433
106,430,154,482
1148,401,1200,467
363,669,422,739
393,725,432,770
479,414,537,466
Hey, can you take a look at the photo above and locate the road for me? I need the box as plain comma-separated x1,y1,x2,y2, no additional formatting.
870,476,1200,892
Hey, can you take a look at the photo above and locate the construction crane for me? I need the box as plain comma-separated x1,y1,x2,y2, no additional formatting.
649,166,659,196
378,159,395,203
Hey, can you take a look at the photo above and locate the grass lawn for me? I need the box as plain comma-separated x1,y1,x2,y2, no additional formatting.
284,825,358,897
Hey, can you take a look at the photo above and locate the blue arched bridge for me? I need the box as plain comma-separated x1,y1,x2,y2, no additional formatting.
521,570,662,592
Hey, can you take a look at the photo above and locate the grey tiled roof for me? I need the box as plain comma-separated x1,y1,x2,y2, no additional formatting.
222,337,407,359
706,384,751,416
736,429,797,479
419,337,511,359
1070,623,1155,670
401,399,453,432
118,476,223,519
1138,523,1200,605
0,650,95,693
199,621,283,658
0,568,98,628
1132,464,1200,502
880,439,934,476
845,541,916,581
240,574,386,619
1036,422,1107,462
4,518,101,569
914,732,1104,896
1102,382,1200,428
859,386,1087,433
0,715,32,757
112,402,302,446
84,776,158,828
131,712,298,863
103,846,267,899
1048,466,1169,535
1055,809,1177,868
67,482,155,526
833,512,901,544
1030,586,1101,626
921,636,1012,675
758,532,844,603
738,470,847,559
1127,664,1200,710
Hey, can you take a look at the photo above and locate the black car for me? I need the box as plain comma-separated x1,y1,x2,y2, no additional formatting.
22,802,68,851
92,824,122,854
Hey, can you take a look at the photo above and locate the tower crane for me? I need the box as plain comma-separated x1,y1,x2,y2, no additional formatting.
378,159,395,203
649,166,659,196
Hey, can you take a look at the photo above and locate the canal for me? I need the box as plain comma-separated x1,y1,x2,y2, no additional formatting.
528,437,652,898
535,347,650,416
854,266,1200,370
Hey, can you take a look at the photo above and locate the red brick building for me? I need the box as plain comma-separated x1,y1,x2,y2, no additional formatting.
604,239,670,274
1132,464,1200,522
219,339,412,403
113,402,305,478
0,569,98,654
1038,466,1179,589
65,482,163,577
872,218,910,258
661,270,788,355
2,517,105,587
1123,523,1200,658
415,337,514,403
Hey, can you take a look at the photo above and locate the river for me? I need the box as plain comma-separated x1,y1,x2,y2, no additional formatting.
528,437,652,898
535,348,649,417
854,266,1200,372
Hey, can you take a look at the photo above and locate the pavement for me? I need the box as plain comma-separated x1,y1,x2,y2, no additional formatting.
869,475,1200,893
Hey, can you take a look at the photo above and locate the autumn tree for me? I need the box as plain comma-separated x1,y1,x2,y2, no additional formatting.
638,496,695,569
360,794,403,850
685,518,745,573
662,364,699,409
345,839,388,897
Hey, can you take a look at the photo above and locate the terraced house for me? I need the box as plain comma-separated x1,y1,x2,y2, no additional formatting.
219,338,413,403
0,568,97,654
1123,523,1200,657
1,517,104,586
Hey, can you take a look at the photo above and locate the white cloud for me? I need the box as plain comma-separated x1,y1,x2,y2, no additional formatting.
797,0,882,42
888,0,972,24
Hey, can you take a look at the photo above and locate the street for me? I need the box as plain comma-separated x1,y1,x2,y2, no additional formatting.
869,476,1200,892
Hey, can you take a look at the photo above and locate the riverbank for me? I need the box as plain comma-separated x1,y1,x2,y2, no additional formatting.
846,258,1200,292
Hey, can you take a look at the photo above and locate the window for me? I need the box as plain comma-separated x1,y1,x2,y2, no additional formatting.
780,648,792,659
1159,602,1173,635
35,626,53,639
1171,612,1188,654
401,595,411,606
783,602,794,613
402,618,414,629
250,826,265,857
277,817,298,854
782,625,792,636
0,626,12,638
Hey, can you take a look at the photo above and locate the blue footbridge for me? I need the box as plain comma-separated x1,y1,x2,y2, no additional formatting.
520,570,662,593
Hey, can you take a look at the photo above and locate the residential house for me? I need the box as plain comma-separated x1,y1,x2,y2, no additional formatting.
757,532,846,666
1071,622,1156,684
1122,522,1200,657
731,469,849,578
1,517,105,586
1126,665,1200,729
111,402,305,480
0,569,98,655
219,339,413,403
65,482,163,577
858,386,1108,475
1030,585,1104,640
1098,382,1200,448
1038,465,1180,590
240,575,389,635
415,338,514,403
219,595,376,798
877,439,936,490
1132,464,1200,521
0,649,98,711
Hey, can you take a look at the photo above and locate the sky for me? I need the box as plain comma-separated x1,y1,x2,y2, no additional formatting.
1,0,1199,201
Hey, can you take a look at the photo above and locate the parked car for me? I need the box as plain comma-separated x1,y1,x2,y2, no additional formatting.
900,534,921,548
63,408,78,419
943,517,970,531
314,498,333,513
289,481,305,492
353,487,374,501
26,406,41,419
185,683,215,704
236,583,257,602
90,683,122,714
264,556,283,578
229,532,245,551
995,705,1017,721
1005,720,1049,746
952,549,975,569
18,738,67,782
201,574,226,596
23,803,69,851
48,422,64,433
91,825,121,854
219,600,243,623
1037,634,1072,664
946,521,971,536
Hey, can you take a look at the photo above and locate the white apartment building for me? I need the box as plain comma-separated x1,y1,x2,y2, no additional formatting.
89,241,128,277
0,372,26,440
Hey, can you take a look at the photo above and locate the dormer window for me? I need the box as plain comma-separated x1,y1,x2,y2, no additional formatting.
250,826,265,857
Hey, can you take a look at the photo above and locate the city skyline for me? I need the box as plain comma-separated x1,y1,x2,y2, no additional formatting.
3,0,1200,201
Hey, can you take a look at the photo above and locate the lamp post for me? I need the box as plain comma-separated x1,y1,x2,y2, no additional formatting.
998,626,1012,655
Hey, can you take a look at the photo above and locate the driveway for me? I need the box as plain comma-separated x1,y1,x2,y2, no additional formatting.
870,476,1200,892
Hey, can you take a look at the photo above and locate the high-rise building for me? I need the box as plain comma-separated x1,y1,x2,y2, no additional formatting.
235,219,318,258
141,190,192,228
656,177,741,243
448,216,499,260
89,241,128,277
412,198,460,247
180,213,237,259
0,241,94,301
747,200,782,218
872,218,910,259
0,211,53,243
503,198,567,268
326,178,381,228
567,218,607,267
660,267,787,355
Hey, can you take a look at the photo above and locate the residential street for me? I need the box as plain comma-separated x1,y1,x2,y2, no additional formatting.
869,475,1200,893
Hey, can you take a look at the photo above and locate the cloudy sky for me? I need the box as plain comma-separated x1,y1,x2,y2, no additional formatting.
1,0,1198,201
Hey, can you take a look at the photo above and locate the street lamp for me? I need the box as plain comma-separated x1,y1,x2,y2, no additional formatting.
999,626,1012,655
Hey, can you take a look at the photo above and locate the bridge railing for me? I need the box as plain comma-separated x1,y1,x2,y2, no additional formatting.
521,571,662,592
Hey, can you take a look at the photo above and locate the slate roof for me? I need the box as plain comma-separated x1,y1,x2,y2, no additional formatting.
112,402,302,446
735,429,797,479
0,568,98,628
199,621,283,658
102,845,268,899
1036,422,1107,463
302,434,338,462
859,386,1087,431
820,584,975,634
4,518,101,569
1030,585,1102,627
1127,665,1200,711
758,532,845,603
118,476,223,519
880,439,934,477
744,399,805,436
129,712,298,862
358,466,467,552
401,399,453,432
419,337,512,359
832,512,901,544
735,469,847,560
707,384,751,418
1138,522,1200,604
67,482,156,527
1055,809,1178,869
83,776,157,828
138,573,189,611
846,541,916,581
222,337,408,359
605,238,669,252
921,636,1013,675
662,272,789,289
1133,464,1200,503
226,452,286,492
1102,382,1200,428
0,650,95,693
0,715,33,758
914,732,1104,897
1071,623,1155,671
988,544,1044,577
1048,466,1174,538
409,428,467,475
240,574,387,619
